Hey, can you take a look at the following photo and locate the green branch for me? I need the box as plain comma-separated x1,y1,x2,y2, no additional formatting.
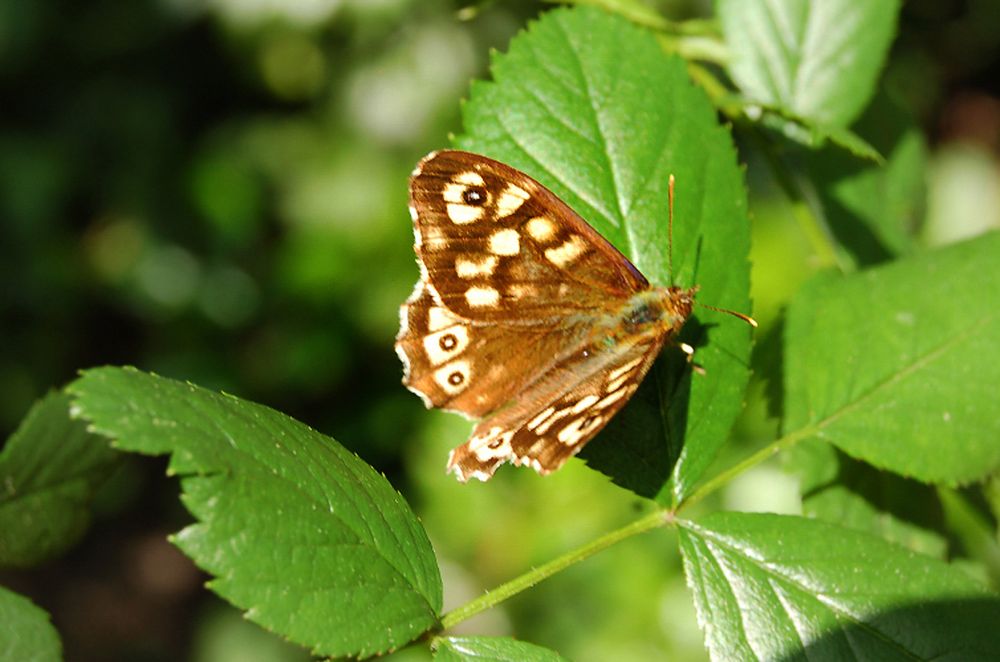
439,508,671,630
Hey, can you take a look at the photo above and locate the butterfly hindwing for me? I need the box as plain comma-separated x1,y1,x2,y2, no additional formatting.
396,280,594,417
445,335,667,481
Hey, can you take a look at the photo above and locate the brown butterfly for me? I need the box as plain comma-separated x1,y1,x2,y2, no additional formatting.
395,150,753,481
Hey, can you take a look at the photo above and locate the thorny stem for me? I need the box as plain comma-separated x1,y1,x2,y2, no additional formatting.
439,508,670,630
677,425,819,513
438,422,823,633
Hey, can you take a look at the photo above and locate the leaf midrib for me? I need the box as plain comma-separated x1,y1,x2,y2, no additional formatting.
793,311,995,437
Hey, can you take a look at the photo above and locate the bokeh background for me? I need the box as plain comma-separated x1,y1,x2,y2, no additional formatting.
2,0,999,660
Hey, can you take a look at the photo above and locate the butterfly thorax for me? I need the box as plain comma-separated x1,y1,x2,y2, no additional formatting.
595,286,695,349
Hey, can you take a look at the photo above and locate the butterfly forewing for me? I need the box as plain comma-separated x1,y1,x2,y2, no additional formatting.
408,150,648,322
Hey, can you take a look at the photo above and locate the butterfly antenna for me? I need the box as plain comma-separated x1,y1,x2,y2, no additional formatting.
668,174,675,286
696,302,758,328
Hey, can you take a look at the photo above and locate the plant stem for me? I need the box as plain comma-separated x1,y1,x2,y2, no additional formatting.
749,129,849,273
678,424,818,513
439,508,670,630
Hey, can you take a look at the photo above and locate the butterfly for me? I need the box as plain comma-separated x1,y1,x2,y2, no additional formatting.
395,150,753,482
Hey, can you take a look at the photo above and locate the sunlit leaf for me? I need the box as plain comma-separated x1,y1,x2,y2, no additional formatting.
68,367,441,658
784,232,1000,484
718,0,901,127
679,512,1000,661
434,635,569,661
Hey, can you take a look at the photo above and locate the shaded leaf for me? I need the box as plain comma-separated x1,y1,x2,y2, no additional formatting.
68,367,441,659
0,391,119,568
434,635,569,661
783,232,1000,484
456,6,752,504
787,439,947,557
718,0,901,127
678,512,1000,661
0,586,62,662
806,89,927,266
751,104,884,162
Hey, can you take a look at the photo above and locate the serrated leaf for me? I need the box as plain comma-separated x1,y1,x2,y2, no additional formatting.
434,635,569,661
455,6,752,505
718,0,901,127
787,439,947,557
67,367,441,658
806,89,927,265
678,512,1000,661
0,391,120,568
783,232,1000,485
0,586,62,662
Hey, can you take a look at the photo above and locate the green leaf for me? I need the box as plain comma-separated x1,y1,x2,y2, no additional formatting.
456,6,752,504
434,636,569,661
938,487,1000,587
783,232,1000,485
806,89,927,265
0,585,62,662
787,439,947,557
67,367,441,659
678,512,1000,661
751,106,884,163
0,391,119,568
717,0,901,127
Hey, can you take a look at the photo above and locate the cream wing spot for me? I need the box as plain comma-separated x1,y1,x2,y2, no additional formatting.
465,286,500,307
455,255,498,279
571,394,599,414
468,426,514,462
527,406,557,431
495,184,530,218
595,383,637,410
489,228,520,256
427,306,459,332
525,216,556,242
422,325,470,365
434,359,471,395
535,406,573,435
443,183,466,203
447,203,484,225
455,171,485,187
557,415,605,446
608,357,644,382
544,234,587,267
421,225,447,252
508,283,538,300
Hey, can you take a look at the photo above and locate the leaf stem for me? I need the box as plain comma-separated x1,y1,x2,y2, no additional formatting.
749,130,849,273
439,508,670,630
678,424,818,513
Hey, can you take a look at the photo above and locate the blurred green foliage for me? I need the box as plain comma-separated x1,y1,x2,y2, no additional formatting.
2,0,1000,660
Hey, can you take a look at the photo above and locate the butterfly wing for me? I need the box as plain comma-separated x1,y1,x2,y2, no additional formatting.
396,280,593,418
446,334,668,481
398,150,651,418
407,150,648,321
